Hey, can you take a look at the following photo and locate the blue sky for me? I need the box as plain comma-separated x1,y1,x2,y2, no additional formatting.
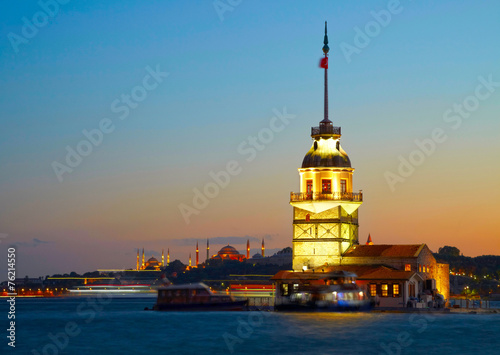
1,0,499,276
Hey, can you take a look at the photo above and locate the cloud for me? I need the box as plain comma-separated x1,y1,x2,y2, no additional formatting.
14,238,54,247
166,235,274,247
33,238,51,244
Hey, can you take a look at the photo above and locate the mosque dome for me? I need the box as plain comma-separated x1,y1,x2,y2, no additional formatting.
212,245,245,262
302,138,351,168
218,245,240,255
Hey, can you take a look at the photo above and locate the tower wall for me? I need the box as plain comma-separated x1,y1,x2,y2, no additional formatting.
292,206,359,271
299,167,353,193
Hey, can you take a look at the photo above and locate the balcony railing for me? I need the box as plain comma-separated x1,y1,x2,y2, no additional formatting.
311,125,341,136
290,191,363,202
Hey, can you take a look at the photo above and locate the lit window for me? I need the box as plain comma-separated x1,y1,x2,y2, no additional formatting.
322,179,331,193
381,284,388,297
393,284,400,297
405,264,411,271
370,284,376,297
419,265,422,272
340,179,347,193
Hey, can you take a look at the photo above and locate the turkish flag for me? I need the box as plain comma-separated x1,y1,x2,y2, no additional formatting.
319,57,328,69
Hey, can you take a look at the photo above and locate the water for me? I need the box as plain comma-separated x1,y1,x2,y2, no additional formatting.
2,297,499,354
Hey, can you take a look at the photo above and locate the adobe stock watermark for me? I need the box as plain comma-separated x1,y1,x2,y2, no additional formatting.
223,310,273,354
379,311,436,355
339,0,409,64
178,107,296,224
51,65,169,182
31,293,113,355
385,74,499,192
213,0,242,22
7,0,70,54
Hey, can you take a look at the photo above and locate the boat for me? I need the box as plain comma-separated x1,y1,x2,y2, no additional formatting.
273,270,372,312
152,283,248,311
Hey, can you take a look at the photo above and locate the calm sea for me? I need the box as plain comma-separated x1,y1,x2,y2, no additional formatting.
2,297,499,355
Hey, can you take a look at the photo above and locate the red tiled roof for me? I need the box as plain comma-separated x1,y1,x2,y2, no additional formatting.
343,244,425,258
271,270,338,281
357,266,420,281
272,265,421,281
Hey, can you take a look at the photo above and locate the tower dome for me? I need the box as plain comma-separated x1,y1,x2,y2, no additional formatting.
302,138,351,168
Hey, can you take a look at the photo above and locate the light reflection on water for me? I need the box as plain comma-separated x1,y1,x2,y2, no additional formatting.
2,297,499,355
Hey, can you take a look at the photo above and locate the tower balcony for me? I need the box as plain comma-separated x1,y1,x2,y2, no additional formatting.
311,125,341,138
290,191,363,203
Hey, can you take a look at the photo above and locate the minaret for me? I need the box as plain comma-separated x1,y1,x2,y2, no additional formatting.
136,249,140,270
196,242,199,266
246,239,250,259
189,253,192,267
206,239,210,262
141,248,145,269
290,22,363,271
162,249,165,266
261,238,265,257
167,248,170,266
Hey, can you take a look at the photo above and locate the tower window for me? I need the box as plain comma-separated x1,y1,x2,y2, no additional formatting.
322,179,331,193
306,180,312,200
340,179,347,194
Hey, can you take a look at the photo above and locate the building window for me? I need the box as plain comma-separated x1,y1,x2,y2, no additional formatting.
393,284,400,297
322,179,331,193
370,284,376,297
381,284,388,297
419,265,422,272
405,264,411,271
340,179,347,193
281,284,289,296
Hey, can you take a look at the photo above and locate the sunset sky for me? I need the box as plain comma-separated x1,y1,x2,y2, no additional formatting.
1,0,499,277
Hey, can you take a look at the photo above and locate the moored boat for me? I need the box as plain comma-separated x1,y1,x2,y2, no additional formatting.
152,283,247,311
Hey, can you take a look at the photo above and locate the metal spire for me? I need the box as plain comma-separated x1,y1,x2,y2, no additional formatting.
322,21,331,124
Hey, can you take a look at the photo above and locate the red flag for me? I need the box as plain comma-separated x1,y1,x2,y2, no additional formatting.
319,57,328,69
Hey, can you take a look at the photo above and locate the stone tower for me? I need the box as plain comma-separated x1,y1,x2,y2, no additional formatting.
290,22,363,271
